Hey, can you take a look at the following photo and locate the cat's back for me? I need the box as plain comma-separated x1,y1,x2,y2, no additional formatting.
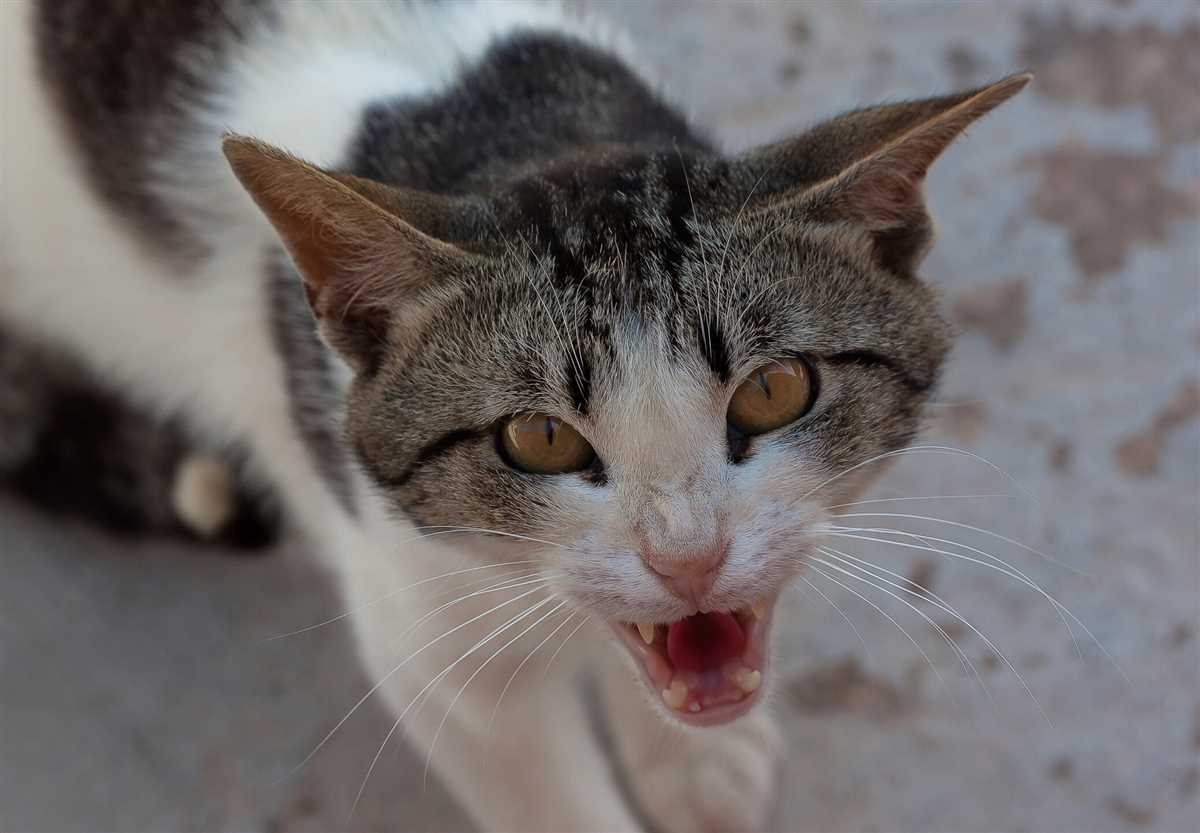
4,0,600,265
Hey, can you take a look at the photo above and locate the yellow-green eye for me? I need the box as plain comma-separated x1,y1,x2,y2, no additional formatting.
500,413,595,474
727,357,815,435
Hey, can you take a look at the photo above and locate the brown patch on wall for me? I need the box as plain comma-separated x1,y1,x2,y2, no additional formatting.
1023,142,1198,279
1047,439,1072,473
1107,795,1155,827
1020,14,1200,143
1193,702,1200,750
788,657,911,721
787,15,812,45
907,559,937,600
1180,765,1199,799
953,276,1029,349
1169,621,1193,647
934,401,988,445
1048,756,1074,782
945,43,986,86
1114,379,1200,477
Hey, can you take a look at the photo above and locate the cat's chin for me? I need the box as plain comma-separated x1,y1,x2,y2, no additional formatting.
608,599,775,727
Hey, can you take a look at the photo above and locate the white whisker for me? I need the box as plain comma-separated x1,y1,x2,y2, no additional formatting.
800,444,1038,505
384,573,550,652
265,560,541,641
819,545,1048,723
824,527,1128,683
278,582,548,786
806,561,955,705
486,610,578,742
824,493,1015,511
812,553,979,686
348,592,554,823
794,574,874,662
424,599,569,789
830,511,1090,577
542,615,591,680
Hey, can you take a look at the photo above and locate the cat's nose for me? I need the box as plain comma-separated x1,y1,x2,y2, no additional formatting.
643,545,728,609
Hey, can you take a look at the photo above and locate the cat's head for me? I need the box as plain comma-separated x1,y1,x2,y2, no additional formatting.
225,75,1029,726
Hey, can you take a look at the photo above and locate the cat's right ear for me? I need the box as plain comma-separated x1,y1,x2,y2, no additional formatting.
734,74,1031,275
222,136,478,372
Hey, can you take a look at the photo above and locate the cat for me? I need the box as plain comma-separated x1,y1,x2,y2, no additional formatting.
1,1,1029,830
0,327,279,549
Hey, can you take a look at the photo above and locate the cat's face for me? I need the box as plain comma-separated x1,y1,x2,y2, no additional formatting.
225,74,1027,725
342,159,949,722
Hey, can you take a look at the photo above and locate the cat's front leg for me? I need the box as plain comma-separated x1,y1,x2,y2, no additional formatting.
601,654,783,833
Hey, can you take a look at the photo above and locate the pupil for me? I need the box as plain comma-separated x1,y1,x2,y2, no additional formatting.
757,371,772,400
544,418,556,446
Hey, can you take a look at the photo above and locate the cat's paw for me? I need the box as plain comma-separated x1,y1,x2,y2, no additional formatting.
171,455,236,538
629,710,782,833
170,454,281,550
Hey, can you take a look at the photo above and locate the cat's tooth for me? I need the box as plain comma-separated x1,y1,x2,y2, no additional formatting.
734,667,762,694
688,701,702,713
662,679,689,710
750,600,767,620
636,622,655,645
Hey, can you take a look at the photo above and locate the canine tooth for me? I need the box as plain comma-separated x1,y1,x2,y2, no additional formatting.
734,667,762,694
689,701,702,713
636,622,655,645
662,679,689,710
751,600,767,620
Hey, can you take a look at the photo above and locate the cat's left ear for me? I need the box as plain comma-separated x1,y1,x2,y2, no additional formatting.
222,136,482,372
747,73,1031,275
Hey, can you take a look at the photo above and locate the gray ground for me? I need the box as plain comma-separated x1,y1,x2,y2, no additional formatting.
2,1,1198,831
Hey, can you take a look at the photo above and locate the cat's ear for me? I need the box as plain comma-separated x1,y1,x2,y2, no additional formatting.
222,136,477,371
742,74,1031,274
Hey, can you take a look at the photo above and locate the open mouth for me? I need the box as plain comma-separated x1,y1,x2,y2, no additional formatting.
610,600,773,726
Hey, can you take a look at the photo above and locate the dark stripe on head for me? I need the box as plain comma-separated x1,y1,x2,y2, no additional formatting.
566,353,592,415
511,180,583,283
699,316,732,383
825,350,934,394
660,151,699,278
372,428,482,489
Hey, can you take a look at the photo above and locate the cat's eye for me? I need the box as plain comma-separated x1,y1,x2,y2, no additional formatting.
500,413,595,474
727,357,815,436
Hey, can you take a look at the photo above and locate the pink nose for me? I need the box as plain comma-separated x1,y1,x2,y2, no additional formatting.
643,546,727,608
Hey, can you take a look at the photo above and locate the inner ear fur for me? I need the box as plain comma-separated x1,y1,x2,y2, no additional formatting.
742,73,1032,275
222,135,482,371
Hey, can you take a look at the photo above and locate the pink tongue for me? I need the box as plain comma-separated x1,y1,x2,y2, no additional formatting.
666,612,746,673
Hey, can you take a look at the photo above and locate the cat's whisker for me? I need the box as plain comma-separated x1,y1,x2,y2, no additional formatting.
823,493,1016,511
805,560,956,705
716,163,773,279
280,582,548,786
794,574,874,662
800,444,1039,506
384,573,551,653
818,545,1049,722
348,592,555,823
673,142,715,359
812,553,979,687
424,599,569,790
542,614,591,680
264,560,542,641
826,525,1077,642
401,525,579,553
512,230,588,388
824,527,1128,684
830,511,1089,577
486,609,578,743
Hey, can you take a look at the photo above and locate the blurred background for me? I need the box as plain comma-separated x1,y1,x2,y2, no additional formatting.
2,1,1197,831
